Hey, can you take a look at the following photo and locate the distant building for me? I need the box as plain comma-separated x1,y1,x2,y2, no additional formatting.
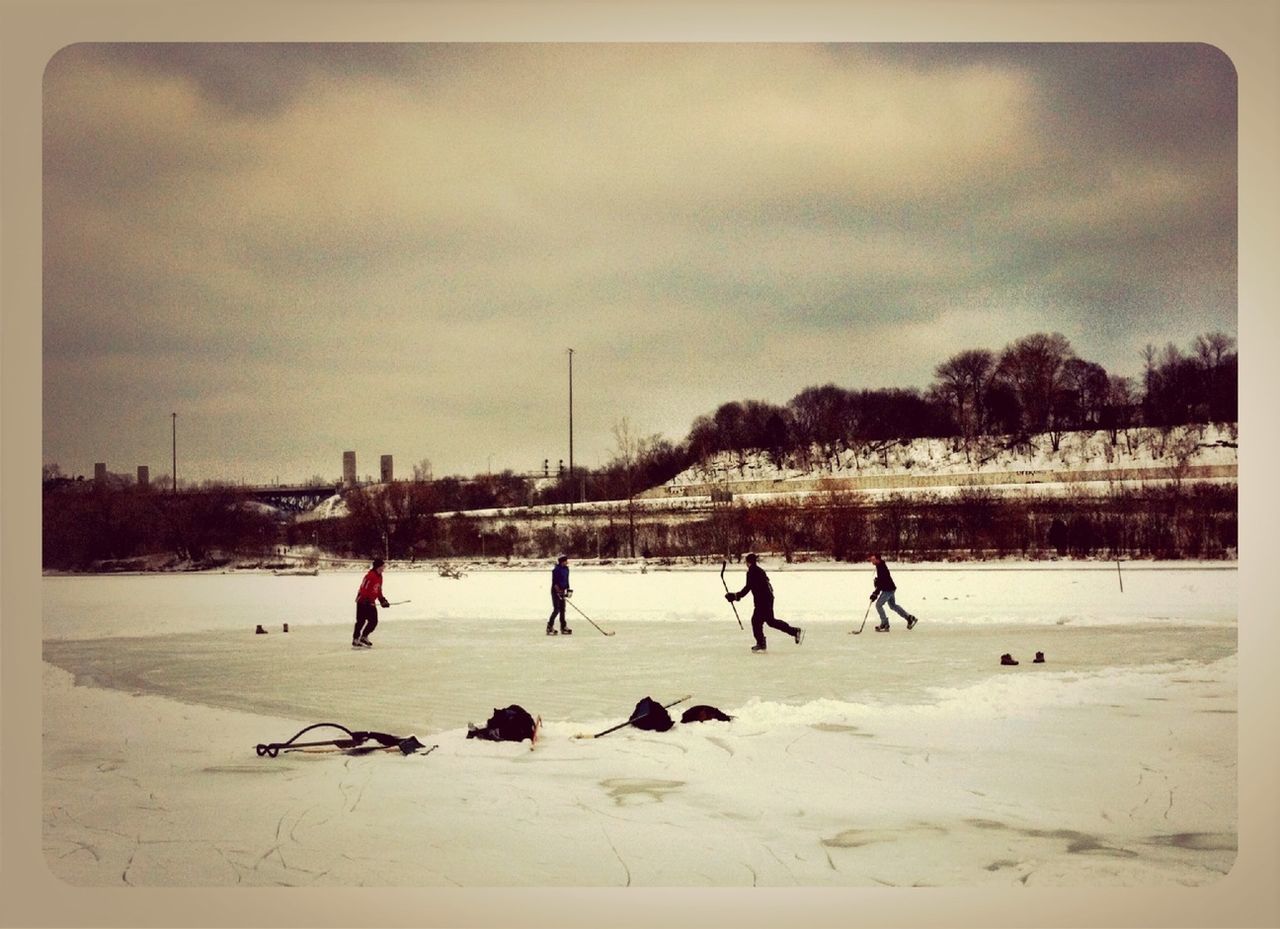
381,454,393,483
343,451,357,487
94,462,107,487
137,466,149,488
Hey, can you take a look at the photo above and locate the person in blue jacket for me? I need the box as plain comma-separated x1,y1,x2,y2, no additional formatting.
546,554,573,635
867,553,919,631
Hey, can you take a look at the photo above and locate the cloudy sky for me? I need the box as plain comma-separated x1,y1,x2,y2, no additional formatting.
42,42,1236,485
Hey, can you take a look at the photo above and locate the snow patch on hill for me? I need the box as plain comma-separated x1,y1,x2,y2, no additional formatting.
666,423,1237,488
297,492,351,521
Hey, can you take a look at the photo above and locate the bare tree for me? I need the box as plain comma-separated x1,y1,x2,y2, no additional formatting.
1060,358,1110,429
1194,331,1237,422
741,399,792,469
933,348,996,460
1194,331,1236,370
612,417,659,559
995,332,1076,447
787,384,854,468
1104,374,1138,448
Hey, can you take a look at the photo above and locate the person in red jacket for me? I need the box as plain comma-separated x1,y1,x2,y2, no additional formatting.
353,557,390,648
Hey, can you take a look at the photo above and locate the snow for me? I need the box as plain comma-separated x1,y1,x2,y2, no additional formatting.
42,561,1237,893
666,424,1238,487
297,492,348,521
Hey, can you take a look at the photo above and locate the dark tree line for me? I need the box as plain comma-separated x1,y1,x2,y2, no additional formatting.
572,483,1235,563
330,480,1235,563
42,480,279,570
1141,333,1237,428
680,330,1235,470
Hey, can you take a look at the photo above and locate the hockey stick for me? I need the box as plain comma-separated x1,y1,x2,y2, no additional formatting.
385,600,411,605
573,694,693,739
255,723,429,757
720,561,744,629
287,741,438,757
345,739,437,757
848,599,873,635
566,598,614,636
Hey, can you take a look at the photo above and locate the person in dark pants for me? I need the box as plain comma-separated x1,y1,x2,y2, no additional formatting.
353,557,391,647
726,552,803,652
546,554,572,635
867,553,918,631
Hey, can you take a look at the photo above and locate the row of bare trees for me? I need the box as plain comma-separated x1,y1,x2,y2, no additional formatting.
680,330,1235,472
42,468,1235,569
322,479,1236,563
933,331,1237,452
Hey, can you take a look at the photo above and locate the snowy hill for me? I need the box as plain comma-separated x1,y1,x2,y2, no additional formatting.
646,423,1237,503
295,424,1236,522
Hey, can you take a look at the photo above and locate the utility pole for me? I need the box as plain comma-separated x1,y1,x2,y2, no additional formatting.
567,347,574,510
171,412,177,492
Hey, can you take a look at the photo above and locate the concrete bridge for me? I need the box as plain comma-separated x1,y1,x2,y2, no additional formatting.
180,482,343,513
43,477,344,513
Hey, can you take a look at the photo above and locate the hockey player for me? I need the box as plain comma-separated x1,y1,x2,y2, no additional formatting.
353,557,391,647
546,554,573,635
725,553,803,652
867,553,919,631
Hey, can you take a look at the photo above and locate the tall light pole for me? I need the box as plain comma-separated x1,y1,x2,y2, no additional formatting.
567,348,574,509
171,412,177,492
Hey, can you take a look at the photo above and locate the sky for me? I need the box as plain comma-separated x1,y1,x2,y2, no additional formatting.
41,42,1237,486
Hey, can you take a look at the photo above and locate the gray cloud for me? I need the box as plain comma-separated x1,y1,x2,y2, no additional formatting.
42,43,1236,483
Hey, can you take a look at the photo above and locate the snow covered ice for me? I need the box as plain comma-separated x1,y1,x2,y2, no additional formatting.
42,561,1236,887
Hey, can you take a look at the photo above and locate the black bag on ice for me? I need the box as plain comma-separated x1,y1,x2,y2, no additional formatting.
680,704,733,724
467,704,537,742
630,696,674,732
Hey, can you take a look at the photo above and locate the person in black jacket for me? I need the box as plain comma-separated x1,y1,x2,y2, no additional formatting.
867,553,918,631
726,553,804,652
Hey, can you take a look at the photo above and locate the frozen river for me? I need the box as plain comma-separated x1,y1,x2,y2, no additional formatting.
41,560,1237,895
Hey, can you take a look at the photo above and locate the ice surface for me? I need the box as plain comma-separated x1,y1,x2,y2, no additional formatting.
42,561,1237,887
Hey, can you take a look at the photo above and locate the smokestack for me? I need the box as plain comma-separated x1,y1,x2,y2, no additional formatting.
343,451,357,487
381,455,393,483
